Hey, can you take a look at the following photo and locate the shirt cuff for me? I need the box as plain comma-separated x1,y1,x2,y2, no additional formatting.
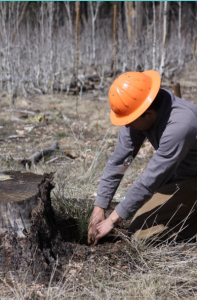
94,195,111,209
115,202,131,220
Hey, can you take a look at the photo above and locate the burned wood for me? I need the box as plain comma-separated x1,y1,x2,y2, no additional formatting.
0,171,75,281
21,141,59,167
85,74,100,81
173,82,182,98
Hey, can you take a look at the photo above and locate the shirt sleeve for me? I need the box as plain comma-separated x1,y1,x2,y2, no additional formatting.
115,122,196,219
94,126,146,209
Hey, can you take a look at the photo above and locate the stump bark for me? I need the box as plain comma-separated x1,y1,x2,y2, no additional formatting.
0,171,74,282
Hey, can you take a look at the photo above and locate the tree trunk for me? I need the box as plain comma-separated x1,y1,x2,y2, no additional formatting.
0,171,74,282
145,2,149,70
159,1,168,79
89,2,100,62
125,1,135,49
152,1,156,70
12,1,29,42
178,1,182,66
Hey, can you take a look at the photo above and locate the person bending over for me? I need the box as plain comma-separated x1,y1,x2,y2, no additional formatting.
88,70,197,245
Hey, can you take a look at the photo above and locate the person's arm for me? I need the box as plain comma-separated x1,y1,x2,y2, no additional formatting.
88,126,145,244
94,121,196,242
115,121,196,220
94,126,146,209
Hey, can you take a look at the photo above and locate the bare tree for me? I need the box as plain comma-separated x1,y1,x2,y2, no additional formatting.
75,1,80,114
12,2,29,43
113,4,117,79
157,1,163,66
49,1,54,92
0,2,11,93
152,1,156,70
89,1,100,62
144,2,149,70
124,1,135,49
64,1,72,37
0,2,196,97
134,1,142,69
178,1,182,66
159,1,168,79
64,1,74,62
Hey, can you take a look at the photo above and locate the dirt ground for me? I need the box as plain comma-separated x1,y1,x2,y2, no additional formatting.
1,82,197,298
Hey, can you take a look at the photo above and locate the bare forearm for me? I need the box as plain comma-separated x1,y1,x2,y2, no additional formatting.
108,210,122,226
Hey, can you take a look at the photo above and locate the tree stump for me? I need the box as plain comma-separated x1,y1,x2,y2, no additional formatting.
0,171,74,282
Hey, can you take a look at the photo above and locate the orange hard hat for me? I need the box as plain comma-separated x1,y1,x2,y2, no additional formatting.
108,70,161,126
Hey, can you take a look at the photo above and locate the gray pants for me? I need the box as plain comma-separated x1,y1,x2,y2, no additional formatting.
128,176,197,241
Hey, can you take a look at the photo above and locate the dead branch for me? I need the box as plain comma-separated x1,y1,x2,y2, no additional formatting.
21,141,59,167
24,122,46,132
10,116,26,122
1,140,76,167
0,135,26,141
45,156,60,164
8,109,36,115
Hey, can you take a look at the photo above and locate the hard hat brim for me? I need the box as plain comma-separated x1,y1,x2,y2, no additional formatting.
110,70,161,126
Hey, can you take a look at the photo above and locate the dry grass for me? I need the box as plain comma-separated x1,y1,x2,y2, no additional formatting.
1,89,197,299
1,241,197,299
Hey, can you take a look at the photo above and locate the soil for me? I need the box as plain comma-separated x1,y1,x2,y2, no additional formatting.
0,81,197,289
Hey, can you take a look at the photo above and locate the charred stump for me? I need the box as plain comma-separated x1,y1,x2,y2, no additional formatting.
0,171,74,282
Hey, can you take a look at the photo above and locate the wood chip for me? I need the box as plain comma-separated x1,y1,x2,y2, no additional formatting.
63,149,77,159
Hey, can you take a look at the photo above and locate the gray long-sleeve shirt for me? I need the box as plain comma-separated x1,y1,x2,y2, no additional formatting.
94,89,197,219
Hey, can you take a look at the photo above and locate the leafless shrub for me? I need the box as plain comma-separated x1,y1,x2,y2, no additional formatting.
0,2,196,97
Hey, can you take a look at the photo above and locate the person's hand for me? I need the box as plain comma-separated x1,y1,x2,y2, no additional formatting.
94,210,122,245
88,206,105,245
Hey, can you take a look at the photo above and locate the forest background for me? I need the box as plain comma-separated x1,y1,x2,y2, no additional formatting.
0,1,197,97
1,1,197,299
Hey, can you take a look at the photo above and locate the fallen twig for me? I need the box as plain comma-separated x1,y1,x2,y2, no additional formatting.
21,141,59,167
8,109,36,115
24,122,46,132
0,135,26,141
45,157,60,164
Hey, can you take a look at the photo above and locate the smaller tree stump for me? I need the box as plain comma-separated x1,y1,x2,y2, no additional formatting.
0,171,73,282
